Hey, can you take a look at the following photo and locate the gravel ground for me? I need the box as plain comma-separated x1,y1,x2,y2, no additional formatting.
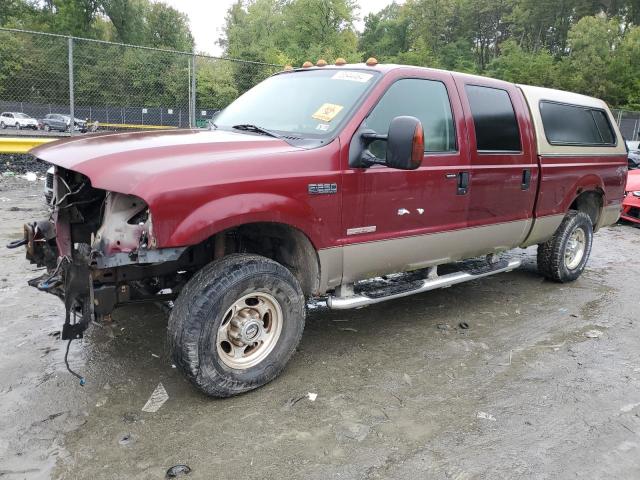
1,154,50,175
1,178,639,479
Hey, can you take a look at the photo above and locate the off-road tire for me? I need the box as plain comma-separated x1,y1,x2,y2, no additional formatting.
168,254,306,397
537,210,593,283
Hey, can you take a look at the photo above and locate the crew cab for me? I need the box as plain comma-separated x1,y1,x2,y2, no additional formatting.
12,61,627,397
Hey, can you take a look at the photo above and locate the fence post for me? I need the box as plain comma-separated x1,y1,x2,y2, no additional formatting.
68,36,75,136
190,53,196,128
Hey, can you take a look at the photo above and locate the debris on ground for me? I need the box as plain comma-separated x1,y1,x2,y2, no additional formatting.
118,433,133,446
166,464,191,478
620,402,640,413
477,411,497,421
307,392,317,401
437,323,450,330
403,373,413,386
584,329,603,339
458,322,470,330
21,172,37,182
338,327,358,332
142,383,169,413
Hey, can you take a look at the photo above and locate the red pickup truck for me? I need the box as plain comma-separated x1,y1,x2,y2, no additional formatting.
15,61,627,397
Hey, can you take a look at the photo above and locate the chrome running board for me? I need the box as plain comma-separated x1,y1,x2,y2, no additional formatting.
326,258,521,310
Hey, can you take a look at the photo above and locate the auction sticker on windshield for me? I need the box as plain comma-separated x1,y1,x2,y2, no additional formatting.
331,71,373,83
312,103,344,122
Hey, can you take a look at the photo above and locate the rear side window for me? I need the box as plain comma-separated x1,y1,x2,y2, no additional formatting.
365,78,456,153
465,85,522,152
539,101,616,146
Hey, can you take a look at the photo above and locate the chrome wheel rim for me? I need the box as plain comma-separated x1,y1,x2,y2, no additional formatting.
216,292,283,370
565,227,586,270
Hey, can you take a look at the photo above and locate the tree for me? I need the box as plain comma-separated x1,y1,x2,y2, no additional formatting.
145,2,194,51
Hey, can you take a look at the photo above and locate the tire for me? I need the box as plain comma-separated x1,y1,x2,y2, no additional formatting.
0,122,5,129
44,124,51,132
168,254,306,397
16,123,21,130
537,210,593,283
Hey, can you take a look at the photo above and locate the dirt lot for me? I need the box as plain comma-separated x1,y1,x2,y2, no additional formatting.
1,177,640,480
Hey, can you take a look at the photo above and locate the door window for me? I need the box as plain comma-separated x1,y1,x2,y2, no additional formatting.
465,85,522,152
364,78,456,157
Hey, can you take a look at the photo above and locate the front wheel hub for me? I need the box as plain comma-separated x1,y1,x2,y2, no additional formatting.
216,292,283,370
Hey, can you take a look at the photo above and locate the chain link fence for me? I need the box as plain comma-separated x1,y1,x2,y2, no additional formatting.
0,27,282,134
613,110,640,142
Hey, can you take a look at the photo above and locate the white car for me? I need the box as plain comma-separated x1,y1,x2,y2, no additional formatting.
0,112,39,130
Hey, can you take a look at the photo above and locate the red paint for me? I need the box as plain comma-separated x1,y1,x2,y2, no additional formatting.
622,170,640,224
30,65,628,253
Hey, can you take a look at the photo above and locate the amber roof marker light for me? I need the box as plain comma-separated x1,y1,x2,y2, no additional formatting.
335,58,347,66
366,57,378,66
316,59,327,67
302,61,313,68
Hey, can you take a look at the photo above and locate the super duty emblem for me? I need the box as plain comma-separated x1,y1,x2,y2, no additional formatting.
308,183,338,195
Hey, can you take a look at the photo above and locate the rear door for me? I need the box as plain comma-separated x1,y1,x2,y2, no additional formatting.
340,70,471,282
454,77,538,249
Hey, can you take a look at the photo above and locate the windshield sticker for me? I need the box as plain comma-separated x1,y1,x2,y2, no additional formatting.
312,103,344,122
316,123,330,131
331,71,373,83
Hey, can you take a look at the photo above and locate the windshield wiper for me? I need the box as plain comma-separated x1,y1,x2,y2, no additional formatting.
231,124,283,139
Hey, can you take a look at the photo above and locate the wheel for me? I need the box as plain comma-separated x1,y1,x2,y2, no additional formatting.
537,210,593,282
16,123,21,130
0,121,5,129
168,254,306,397
44,124,51,132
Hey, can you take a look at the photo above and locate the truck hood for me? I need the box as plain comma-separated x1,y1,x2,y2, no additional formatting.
31,128,300,197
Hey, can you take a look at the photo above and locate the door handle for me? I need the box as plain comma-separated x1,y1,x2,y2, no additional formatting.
457,172,469,195
521,169,531,190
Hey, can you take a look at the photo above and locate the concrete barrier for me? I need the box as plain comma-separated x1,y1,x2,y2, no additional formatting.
0,137,57,154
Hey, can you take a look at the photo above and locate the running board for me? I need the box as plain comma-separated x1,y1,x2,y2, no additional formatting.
326,258,521,310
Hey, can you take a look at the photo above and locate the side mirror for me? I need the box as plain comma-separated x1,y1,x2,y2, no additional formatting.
353,116,424,170
386,116,424,170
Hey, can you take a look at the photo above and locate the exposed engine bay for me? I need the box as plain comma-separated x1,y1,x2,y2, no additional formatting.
18,166,214,340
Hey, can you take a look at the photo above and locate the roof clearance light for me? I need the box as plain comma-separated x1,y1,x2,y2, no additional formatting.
316,59,327,67
335,58,347,66
302,61,313,68
283,65,293,71
365,57,378,66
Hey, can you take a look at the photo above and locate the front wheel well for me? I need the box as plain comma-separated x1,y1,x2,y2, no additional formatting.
569,190,603,228
210,223,320,297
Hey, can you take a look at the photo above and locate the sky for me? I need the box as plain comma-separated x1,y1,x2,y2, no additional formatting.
157,0,398,56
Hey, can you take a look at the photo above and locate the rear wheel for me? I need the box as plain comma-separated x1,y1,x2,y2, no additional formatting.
537,210,593,282
168,254,306,397
0,121,5,129
15,122,21,130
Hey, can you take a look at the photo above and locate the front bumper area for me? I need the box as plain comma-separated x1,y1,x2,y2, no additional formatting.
621,193,640,224
18,217,188,340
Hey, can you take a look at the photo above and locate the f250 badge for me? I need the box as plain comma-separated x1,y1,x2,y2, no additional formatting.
308,183,338,195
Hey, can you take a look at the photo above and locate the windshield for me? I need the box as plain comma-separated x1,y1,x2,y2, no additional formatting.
15,113,30,119
214,69,379,139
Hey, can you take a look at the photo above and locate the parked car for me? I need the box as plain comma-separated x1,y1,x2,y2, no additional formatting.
0,112,39,130
621,169,640,224
627,140,640,170
14,61,628,397
40,114,70,132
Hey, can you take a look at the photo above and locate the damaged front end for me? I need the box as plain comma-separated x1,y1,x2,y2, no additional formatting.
13,166,200,340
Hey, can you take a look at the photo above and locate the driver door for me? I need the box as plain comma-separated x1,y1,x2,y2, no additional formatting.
340,72,471,283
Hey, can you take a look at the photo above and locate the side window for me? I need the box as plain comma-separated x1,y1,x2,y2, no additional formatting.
465,85,522,152
365,78,456,155
540,101,617,146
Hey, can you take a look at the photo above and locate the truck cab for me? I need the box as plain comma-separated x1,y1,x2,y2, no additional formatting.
13,61,627,397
